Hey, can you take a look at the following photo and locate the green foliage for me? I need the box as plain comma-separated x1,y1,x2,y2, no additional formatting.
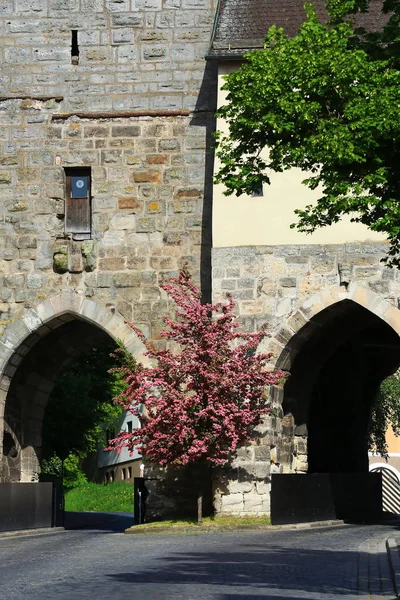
40,453,88,490
369,370,400,457
215,0,400,265
41,342,132,490
42,342,125,461
64,481,134,512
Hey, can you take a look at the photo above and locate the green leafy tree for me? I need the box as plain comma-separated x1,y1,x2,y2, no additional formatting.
370,370,400,457
215,0,400,264
41,343,126,487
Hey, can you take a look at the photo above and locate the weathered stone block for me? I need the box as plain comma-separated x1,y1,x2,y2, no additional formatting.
114,273,140,288
220,493,243,512
112,125,140,138
53,246,68,274
110,214,136,230
133,171,161,184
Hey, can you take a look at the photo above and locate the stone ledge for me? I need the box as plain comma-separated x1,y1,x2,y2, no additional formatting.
125,519,346,535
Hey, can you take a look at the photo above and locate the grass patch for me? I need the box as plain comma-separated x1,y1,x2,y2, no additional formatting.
65,482,133,513
134,515,271,529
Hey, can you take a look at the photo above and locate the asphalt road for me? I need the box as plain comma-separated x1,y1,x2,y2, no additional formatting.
0,519,398,600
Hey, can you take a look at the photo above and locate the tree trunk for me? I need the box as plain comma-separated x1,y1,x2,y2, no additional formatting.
197,490,203,524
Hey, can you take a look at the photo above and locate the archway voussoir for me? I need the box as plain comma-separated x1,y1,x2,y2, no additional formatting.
79,298,108,324
125,338,147,363
275,326,296,347
35,299,56,324
287,310,308,334
350,285,383,313
50,291,84,316
320,288,340,307
382,306,400,336
97,312,123,334
264,338,285,364
1,320,31,353
300,294,324,319
22,309,43,333
0,341,13,366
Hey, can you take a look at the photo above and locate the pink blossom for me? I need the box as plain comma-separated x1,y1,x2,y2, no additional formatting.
107,266,285,467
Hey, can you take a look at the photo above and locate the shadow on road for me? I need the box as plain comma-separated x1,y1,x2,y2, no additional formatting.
64,511,133,532
104,524,400,597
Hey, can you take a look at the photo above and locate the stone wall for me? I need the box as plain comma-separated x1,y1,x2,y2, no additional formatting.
212,242,398,336
0,0,217,344
0,1,216,484
0,0,216,113
0,110,213,345
211,241,400,515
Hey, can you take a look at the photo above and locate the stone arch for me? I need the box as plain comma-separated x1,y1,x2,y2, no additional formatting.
264,285,400,475
265,284,400,373
0,291,146,482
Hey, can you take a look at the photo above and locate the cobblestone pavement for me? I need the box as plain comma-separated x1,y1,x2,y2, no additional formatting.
0,520,399,600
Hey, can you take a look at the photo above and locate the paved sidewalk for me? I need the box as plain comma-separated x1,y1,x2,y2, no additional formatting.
358,535,396,598
358,532,400,599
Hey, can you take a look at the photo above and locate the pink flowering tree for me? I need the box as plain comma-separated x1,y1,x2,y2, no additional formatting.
110,267,285,521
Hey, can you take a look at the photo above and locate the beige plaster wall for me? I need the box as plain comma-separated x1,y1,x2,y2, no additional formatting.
213,62,385,248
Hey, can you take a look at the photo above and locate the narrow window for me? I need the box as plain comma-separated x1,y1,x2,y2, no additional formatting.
127,421,133,433
65,167,91,240
251,184,264,197
128,467,132,479
71,30,79,65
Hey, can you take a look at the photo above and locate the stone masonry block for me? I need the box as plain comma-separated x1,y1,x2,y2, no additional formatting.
2,320,31,351
383,306,400,335
35,300,56,324
50,291,84,317
0,343,13,371
220,493,244,512
79,298,109,326
243,493,263,512
22,309,43,333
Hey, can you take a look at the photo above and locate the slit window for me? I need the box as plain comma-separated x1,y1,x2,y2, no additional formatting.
65,167,91,240
71,30,79,65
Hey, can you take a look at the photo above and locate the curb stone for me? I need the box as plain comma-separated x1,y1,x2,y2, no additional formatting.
0,527,64,540
387,537,400,598
125,518,346,534
358,535,399,599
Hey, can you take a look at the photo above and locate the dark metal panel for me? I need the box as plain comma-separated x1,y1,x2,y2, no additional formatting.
0,483,54,532
271,473,382,525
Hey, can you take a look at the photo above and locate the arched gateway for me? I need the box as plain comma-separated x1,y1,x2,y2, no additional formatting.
268,285,400,476
213,285,400,518
0,291,145,483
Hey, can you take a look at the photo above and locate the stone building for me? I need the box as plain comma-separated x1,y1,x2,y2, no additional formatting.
1,0,399,520
0,0,217,484
207,0,400,516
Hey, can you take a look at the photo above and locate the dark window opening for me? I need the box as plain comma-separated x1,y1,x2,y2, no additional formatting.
71,30,79,65
127,421,133,433
65,167,91,240
251,184,264,197
106,427,116,442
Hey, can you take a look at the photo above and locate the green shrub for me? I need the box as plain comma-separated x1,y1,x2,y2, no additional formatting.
40,453,88,490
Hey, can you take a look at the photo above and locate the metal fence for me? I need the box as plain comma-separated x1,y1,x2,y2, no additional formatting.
0,482,63,532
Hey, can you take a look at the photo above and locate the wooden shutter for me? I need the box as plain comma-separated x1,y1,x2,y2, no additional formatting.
65,168,91,235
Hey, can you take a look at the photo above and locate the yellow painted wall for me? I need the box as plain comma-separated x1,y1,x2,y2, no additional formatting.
213,62,385,248
386,425,400,454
